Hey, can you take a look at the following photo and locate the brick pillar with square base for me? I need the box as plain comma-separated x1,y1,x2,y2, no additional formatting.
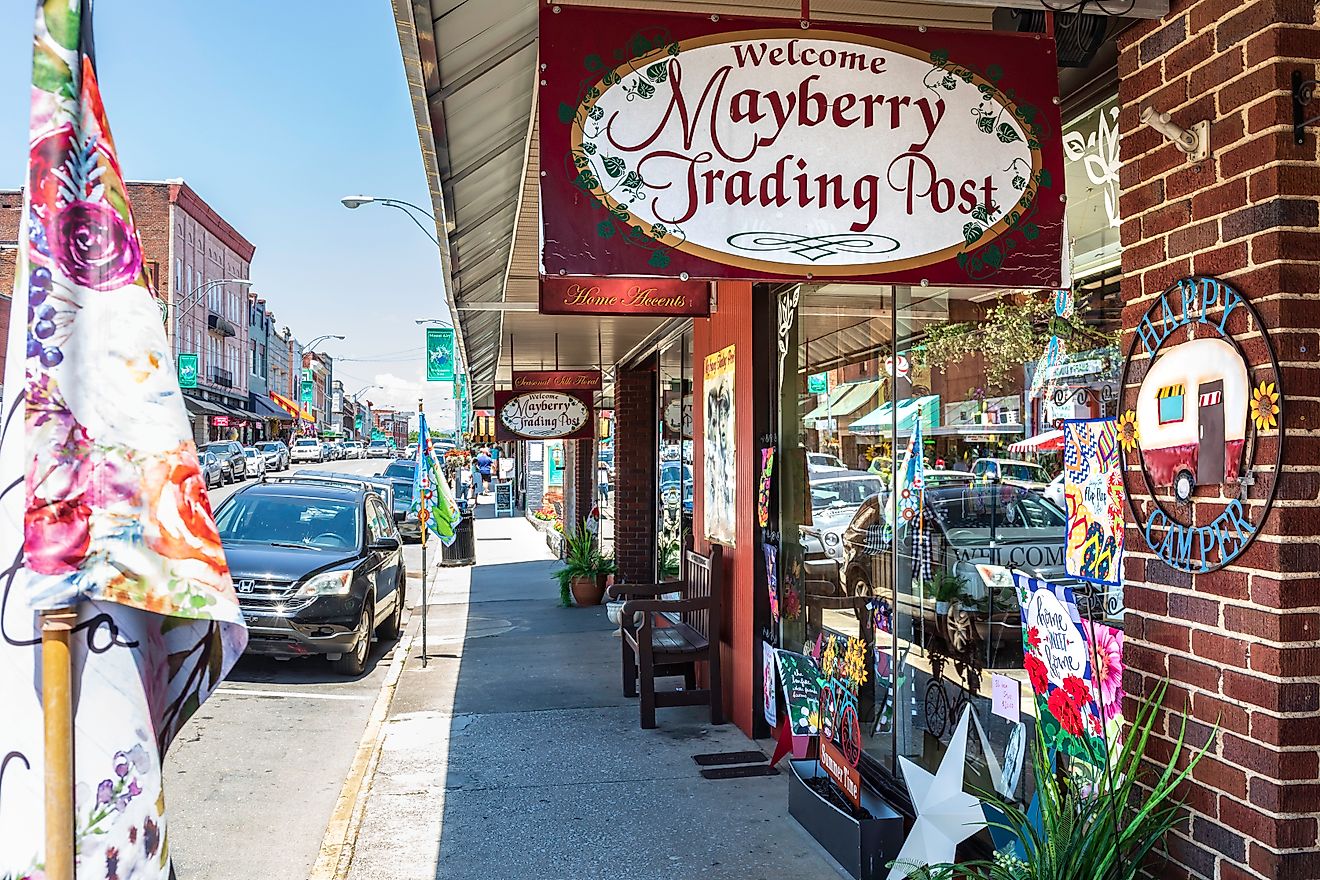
614,356,657,585
1118,2,1320,878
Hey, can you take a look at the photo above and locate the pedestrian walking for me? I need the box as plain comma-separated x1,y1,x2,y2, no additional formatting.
598,459,611,503
476,447,493,494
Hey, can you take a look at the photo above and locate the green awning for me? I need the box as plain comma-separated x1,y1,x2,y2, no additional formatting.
849,395,941,436
802,383,851,421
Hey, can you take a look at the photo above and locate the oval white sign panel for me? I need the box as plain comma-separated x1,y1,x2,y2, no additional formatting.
573,31,1037,275
498,392,590,439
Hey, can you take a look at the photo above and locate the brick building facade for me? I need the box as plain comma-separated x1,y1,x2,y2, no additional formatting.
1118,1,1320,877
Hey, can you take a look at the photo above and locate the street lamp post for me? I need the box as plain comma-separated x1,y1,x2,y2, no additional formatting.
173,277,252,350
341,195,440,248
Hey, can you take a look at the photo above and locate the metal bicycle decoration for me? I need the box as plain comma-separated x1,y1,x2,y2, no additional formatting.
820,676,864,768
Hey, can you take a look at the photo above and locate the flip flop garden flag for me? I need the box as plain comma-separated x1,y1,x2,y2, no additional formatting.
0,3,247,876
414,410,460,545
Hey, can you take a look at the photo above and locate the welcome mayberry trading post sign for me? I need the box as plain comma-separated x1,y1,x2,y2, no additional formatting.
540,5,1065,286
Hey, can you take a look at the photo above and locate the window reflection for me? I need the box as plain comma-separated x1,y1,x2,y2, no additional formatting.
658,332,694,581
777,274,1123,806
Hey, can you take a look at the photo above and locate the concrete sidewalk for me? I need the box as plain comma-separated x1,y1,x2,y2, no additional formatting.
339,504,844,880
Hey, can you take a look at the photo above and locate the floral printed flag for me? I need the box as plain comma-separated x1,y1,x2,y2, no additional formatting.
0,3,246,877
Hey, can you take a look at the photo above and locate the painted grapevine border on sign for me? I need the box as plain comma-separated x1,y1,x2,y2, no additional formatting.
1119,276,1283,573
540,5,1065,286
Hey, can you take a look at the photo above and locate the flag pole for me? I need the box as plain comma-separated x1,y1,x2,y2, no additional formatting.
41,606,78,880
418,398,428,669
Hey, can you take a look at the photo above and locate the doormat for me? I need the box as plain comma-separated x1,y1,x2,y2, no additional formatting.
692,750,767,766
700,765,780,780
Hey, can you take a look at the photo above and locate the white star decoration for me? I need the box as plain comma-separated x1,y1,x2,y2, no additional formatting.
887,707,987,879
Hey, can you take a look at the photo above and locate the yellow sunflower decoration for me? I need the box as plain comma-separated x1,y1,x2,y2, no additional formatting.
1117,410,1140,452
1251,381,1280,431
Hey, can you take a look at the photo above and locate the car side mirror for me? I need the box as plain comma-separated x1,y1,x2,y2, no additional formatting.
370,536,401,552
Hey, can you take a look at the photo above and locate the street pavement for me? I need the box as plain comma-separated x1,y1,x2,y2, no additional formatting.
344,502,843,880
165,455,429,880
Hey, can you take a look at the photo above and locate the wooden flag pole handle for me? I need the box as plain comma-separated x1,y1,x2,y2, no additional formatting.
41,606,78,880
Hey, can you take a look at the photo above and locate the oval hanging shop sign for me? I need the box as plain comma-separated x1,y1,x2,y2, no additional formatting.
495,390,594,441
540,7,1065,285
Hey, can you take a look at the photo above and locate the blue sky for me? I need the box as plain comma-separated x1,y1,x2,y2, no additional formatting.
0,1,456,423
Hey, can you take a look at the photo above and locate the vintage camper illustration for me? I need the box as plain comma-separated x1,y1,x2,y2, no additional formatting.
1134,337,1248,500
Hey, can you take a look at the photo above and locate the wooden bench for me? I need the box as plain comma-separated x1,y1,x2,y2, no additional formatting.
606,547,724,729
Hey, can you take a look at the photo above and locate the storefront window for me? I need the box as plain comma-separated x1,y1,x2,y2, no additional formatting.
775,273,1123,807
657,332,694,581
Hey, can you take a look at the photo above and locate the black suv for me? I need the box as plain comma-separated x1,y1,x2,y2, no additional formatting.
214,478,406,674
202,440,248,480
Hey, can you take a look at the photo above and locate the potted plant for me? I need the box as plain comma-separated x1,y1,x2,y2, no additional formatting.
553,520,607,607
928,569,969,616
900,680,1211,880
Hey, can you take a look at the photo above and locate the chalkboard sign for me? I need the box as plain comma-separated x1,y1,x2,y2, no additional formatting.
774,650,823,738
525,441,546,510
494,481,515,517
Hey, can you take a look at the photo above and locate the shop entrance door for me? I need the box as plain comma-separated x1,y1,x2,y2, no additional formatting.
1197,379,1225,485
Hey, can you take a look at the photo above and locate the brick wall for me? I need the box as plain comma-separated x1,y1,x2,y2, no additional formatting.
614,358,657,584
1118,1,1320,877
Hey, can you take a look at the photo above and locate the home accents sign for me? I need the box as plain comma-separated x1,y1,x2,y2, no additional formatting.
494,390,595,441
512,370,603,392
540,6,1065,286
540,277,709,317
1119,276,1282,573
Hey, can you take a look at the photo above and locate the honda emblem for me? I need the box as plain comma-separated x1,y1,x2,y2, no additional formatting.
236,579,256,593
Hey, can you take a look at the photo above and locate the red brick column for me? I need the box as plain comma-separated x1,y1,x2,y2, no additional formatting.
614,358,657,584
1118,3,1320,878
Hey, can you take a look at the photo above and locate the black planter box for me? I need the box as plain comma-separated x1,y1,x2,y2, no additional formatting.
788,759,906,880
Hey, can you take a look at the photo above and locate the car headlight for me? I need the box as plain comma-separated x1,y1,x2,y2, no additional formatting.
294,569,354,598
824,531,841,546
973,564,1015,591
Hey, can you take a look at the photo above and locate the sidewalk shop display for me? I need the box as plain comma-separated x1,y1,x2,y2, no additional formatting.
917,682,1210,880
0,5,246,875
553,520,614,606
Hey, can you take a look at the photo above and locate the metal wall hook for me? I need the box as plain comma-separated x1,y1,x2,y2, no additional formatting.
1293,70,1319,146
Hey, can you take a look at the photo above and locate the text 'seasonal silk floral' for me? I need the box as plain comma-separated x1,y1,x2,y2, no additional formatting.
0,3,247,878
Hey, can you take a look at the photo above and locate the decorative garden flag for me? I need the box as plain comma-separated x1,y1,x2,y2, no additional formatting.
0,3,246,876
1062,418,1125,587
884,409,925,540
414,411,459,545
1015,573,1108,766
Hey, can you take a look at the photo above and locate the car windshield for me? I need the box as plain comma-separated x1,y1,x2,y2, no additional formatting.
926,485,1065,532
215,493,360,550
294,440,317,447
391,481,413,507
809,453,843,467
383,461,416,478
811,477,883,510
244,450,258,457
998,462,1049,482
257,442,278,451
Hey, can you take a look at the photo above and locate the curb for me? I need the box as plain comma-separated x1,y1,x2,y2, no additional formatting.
307,626,414,880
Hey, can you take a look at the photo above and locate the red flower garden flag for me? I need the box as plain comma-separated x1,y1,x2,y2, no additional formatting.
0,3,246,877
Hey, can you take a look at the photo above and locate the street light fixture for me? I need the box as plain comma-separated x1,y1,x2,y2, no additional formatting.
302,333,346,351
340,194,440,247
414,318,454,326
173,278,254,378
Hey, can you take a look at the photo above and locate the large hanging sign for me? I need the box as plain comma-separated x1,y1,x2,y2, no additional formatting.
1062,418,1125,587
540,277,709,317
494,390,594,441
512,370,603,392
540,6,1064,286
426,327,455,382
1119,276,1282,573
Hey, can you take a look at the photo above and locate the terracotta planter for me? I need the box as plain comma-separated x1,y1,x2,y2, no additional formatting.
570,575,605,606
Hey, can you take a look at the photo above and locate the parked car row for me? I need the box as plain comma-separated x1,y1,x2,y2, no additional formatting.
200,440,292,488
